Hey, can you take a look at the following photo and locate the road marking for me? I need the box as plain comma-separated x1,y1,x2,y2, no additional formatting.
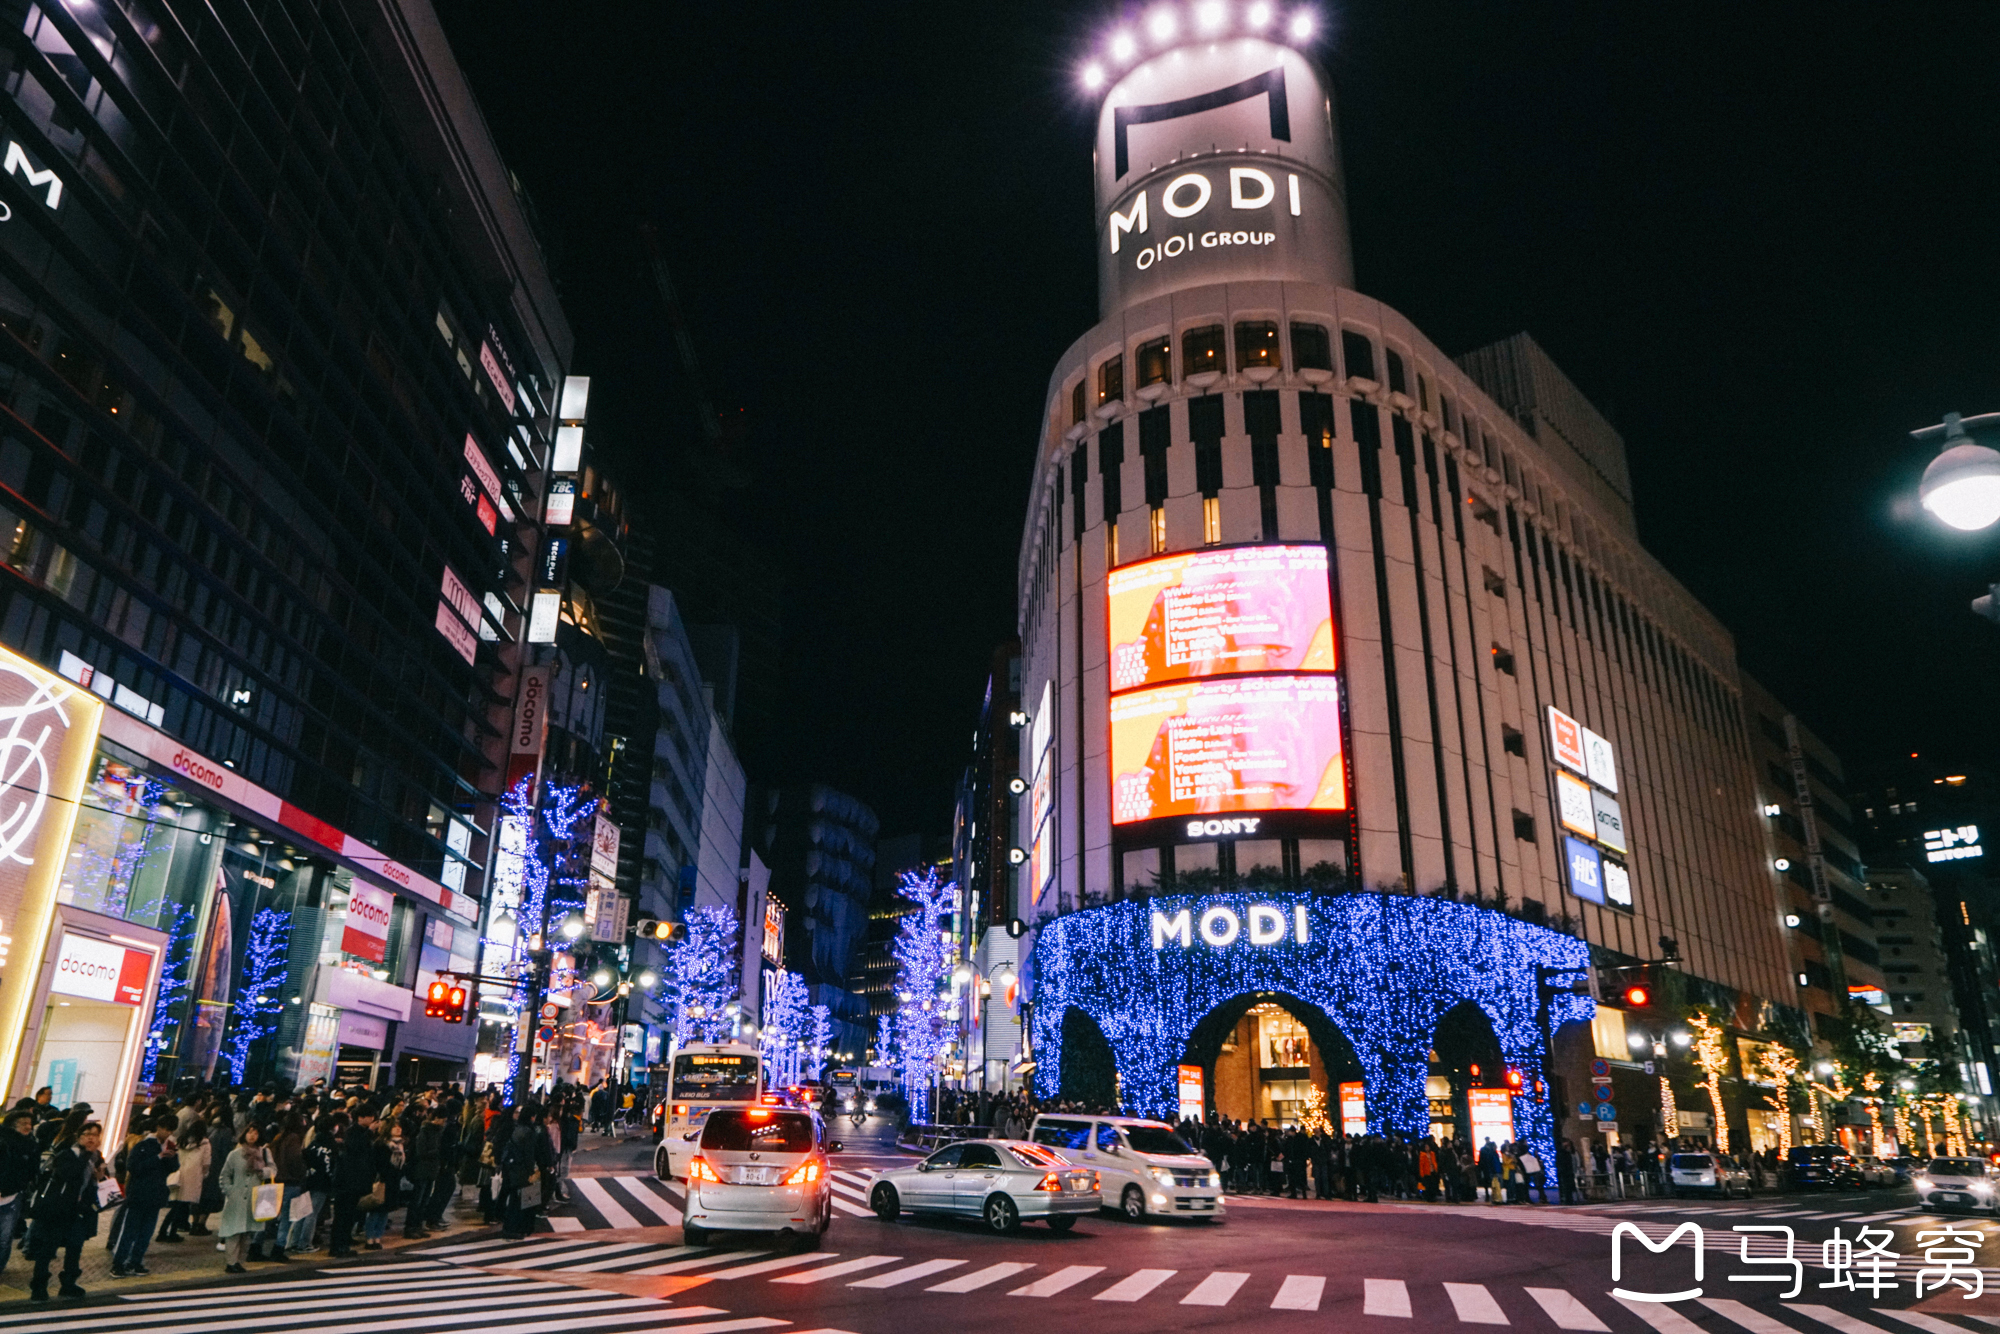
1696,1299,1819,1332
1010,1265,1106,1297
1363,1278,1412,1317
453,1236,644,1265
1784,1305,1905,1333
929,1261,1035,1292
571,1177,642,1229
545,1215,587,1232
618,1174,686,1226
702,1251,844,1279
1094,1269,1177,1302
1179,1271,1250,1306
1615,1297,1713,1333
666,1321,791,1334
1524,1288,1608,1331
1443,1282,1509,1324
485,1241,654,1269
1867,1310,1971,1334
624,1250,773,1276
1271,1275,1325,1311
830,1196,875,1217
770,1255,903,1283
41,1296,711,1334
849,1258,966,1288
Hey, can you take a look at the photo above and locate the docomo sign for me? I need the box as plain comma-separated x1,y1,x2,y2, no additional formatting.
1153,901,1309,950
341,881,394,963
50,933,149,1005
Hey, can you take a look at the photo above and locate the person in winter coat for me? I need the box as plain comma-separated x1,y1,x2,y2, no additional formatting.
498,1104,554,1240
361,1120,406,1248
160,1116,210,1243
258,1113,307,1261
286,1115,335,1254
194,1114,230,1235
480,1105,515,1225
24,1119,105,1302
327,1107,379,1258
0,1105,39,1278
112,1116,178,1277
217,1124,270,1273
406,1111,443,1238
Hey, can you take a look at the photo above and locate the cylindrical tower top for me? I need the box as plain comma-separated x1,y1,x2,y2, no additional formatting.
1090,31,1352,319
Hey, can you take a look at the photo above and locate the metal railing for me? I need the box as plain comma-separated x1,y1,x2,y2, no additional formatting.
898,1122,994,1152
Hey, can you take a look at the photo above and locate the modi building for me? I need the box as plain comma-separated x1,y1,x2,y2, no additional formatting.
1014,12,1815,1164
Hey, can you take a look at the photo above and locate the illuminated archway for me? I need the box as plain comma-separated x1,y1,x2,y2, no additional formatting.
1058,1005,1118,1107
1182,990,1361,1126
1029,892,1592,1165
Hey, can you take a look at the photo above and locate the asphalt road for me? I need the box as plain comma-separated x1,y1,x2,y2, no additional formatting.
35,1123,2000,1333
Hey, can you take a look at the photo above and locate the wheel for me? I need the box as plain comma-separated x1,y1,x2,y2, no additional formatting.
683,1223,709,1247
871,1183,901,1221
984,1194,1021,1234
1121,1185,1147,1221
1046,1215,1077,1232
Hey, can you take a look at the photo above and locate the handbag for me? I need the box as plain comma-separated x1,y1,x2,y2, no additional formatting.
517,1178,541,1211
251,1182,283,1222
288,1191,316,1222
358,1180,386,1211
97,1177,124,1210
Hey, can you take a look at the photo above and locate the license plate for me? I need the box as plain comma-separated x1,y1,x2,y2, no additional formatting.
1941,1192,1966,1202
733,1166,783,1185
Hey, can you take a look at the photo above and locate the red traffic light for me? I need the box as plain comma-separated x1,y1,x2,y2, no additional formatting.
1624,985,1651,1008
1504,1067,1524,1092
424,979,469,1022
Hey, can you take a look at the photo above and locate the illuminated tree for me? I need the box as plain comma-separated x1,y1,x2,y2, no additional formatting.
662,903,741,1043
221,908,290,1084
138,900,195,1084
810,1004,833,1080
1659,1076,1680,1141
1756,1041,1800,1155
1687,1011,1732,1153
761,968,810,1083
891,866,957,1123
1298,1083,1333,1136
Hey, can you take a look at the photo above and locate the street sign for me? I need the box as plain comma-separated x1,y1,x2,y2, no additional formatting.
1590,1058,1610,1079
1577,1102,1595,1119
537,1025,555,1044
1593,1085,1613,1104
540,1003,559,1021
1596,1102,1617,1121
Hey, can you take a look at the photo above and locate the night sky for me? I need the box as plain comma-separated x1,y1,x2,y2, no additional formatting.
433,1,2000,837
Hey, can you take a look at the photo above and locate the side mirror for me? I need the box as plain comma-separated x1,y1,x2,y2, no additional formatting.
827,1141,844,1154
917,1162,932,1172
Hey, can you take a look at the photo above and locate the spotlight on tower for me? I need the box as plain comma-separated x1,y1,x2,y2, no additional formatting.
1110,29,1137,62
1196,1,1228,33
1148,7,1178,43
1081,63,1105,90
1289,9,1315,39
1246,1,1273,28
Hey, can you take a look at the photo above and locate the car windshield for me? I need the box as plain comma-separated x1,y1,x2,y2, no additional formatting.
1033,1120,1091,1151
699,1110,814,1153
1123,1126,1196,1156
1929,1158,1988,1176
674,1053,759,1103
1670,1155,1714,1168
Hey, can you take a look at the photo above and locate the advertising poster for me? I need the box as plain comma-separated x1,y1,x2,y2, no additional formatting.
1555,771,1595,837
341,881,395,962
1178,1064,1206,1122
1107,545,1335,692
1110,676,1345,824
1548,707,1586,774
1339,1080,1368,1135
1468,1088,1516,1146
1565,836,1605,905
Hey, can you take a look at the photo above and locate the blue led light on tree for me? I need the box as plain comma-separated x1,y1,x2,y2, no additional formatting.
1029,892,1593,1168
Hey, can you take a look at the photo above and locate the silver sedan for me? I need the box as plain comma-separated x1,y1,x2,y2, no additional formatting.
870,1138,1101,1233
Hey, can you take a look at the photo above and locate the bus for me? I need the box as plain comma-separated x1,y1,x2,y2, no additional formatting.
653,1040,764,1180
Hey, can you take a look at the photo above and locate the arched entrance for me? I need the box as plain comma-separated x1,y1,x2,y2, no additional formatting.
1183,991,1361,1127
1058,1005,1118,1108
1429,1000,1506,1143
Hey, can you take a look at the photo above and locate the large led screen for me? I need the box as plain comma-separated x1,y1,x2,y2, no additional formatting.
1107,545,1335,693
1110,676,1346,824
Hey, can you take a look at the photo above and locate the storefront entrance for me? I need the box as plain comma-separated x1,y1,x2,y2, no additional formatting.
1183,992,1361,1128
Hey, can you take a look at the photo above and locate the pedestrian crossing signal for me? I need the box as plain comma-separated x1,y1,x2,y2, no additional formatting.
425,979,468,1022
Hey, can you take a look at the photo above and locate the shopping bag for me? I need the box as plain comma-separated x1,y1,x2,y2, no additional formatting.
251,1182,283,1221
289,1191,316,1222
518,1179,541,1211
96,1178,124,1211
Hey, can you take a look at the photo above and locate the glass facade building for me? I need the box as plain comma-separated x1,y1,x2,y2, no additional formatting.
0,0,570,1099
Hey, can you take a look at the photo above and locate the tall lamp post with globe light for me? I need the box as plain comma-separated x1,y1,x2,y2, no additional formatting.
1916,411,2000,619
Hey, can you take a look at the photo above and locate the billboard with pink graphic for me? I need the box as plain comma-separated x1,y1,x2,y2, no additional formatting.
1107,545,1334,694
1109,675,1346,825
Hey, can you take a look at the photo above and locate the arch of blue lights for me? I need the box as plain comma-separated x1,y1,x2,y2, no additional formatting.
1029,892,1594,1165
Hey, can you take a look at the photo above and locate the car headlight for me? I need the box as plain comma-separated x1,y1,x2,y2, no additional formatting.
1149,1167,1176,1186
1915,1177,1932,1191
1975,1181,1994,1196
1207,1171,1221,1188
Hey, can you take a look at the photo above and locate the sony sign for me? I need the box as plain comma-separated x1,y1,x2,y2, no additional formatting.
1153,902,1309,949
1094,42,1352,316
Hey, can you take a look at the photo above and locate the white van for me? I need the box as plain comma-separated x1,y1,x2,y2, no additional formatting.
1029,1114,1224,1221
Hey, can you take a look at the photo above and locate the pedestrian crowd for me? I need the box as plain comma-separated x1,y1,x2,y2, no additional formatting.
0,1075,630,1304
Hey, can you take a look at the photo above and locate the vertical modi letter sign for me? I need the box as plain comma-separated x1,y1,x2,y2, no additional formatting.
0,646,104,1094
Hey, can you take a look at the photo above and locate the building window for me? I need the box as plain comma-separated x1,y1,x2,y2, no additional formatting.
1235,321,1281,371
1071,380,1086,425
1340,329,1376,383
1097,354,1125,406
1292,322,1332,374
1107,522,1120,566
1135,337,1171,390
1512,810,1537,843
1482,566,1507,596
1502,725,1525,757
1203,495,1221,545
1150,505,1166,555
1491,645,1515,676
1183,324,1226,379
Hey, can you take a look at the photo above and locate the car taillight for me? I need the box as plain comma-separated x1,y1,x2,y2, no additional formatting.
1036,1172,1062,1191
784,1160,822,1186
687,1156,722,1182
1090,1171,1100,1190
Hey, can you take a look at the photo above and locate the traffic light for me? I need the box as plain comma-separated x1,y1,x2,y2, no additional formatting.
633,918,686,943
1623,983,1651,1009
424,979,468,1022
1504,1067,1524,1093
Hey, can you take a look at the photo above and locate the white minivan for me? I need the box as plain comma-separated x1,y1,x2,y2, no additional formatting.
1029,1114,1224,1221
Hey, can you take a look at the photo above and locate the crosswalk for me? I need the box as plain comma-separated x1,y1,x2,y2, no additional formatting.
0,1260,860,1334
409,1234,2000,1328
544,1170,882,1232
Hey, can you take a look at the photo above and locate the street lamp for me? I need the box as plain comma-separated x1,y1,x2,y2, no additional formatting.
558,914,587,941
1917,412,2000,531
